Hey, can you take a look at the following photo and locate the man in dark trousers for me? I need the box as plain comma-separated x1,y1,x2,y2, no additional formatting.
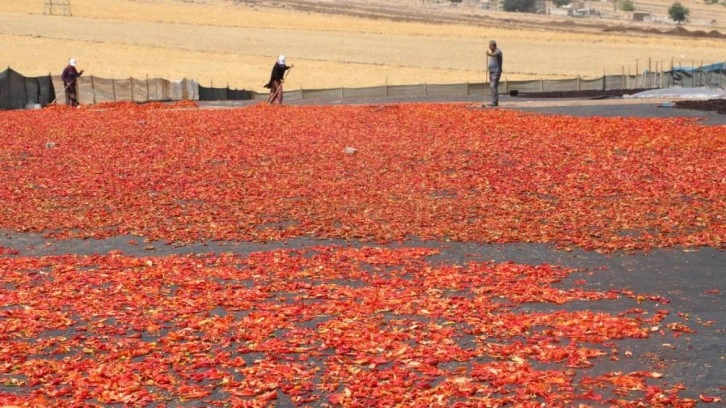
485,40,503,107
264,55,293,104
61,58,84,106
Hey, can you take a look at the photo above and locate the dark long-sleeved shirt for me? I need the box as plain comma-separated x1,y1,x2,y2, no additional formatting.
61,65,81,85
268,63,290,83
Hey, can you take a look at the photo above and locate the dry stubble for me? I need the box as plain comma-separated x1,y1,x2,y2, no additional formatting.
1,0,724,90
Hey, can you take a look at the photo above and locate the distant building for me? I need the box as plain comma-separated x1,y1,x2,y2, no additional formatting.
549,8,573,16
632,12,650,22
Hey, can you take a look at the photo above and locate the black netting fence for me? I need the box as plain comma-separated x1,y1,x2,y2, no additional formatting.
198,85,253,101
0,68,56,110
2,64,724,110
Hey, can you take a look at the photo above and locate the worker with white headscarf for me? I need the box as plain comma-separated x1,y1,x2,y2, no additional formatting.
61,58,84,106
264,55,293,104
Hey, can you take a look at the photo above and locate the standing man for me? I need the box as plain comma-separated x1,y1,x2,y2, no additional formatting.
485,40,503,107
265,55,293,104
61,58,84,106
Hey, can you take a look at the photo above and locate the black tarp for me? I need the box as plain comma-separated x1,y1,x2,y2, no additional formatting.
0,68,56,110
198,85,252,101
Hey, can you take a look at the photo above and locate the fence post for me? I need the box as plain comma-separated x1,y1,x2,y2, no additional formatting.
602,70,606,91
340,87,343,100
504,74,508,94
424,83,427,97
90,75,96,105
130,77,134,102
112,78,116,101
385,78,389,98
147,75,150,102
653,61,659,88
626,67,630,88
301,85,304,100
621,67,625,89
466,81,469,96
540,78,544,92
635,59,639,85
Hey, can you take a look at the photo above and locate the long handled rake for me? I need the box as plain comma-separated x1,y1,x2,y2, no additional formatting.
49,82,74,105
268,67,293,104
485,65,490,104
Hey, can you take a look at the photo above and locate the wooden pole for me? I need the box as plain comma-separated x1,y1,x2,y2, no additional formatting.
627,66,630,88
635,59,639,87
692,61,696,87
648,57,652,88
90,75,96,104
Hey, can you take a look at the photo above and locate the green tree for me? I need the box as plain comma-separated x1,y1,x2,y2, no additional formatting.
553,0,572,7
502,0,536,12
620,0,636,11
668,2,690,24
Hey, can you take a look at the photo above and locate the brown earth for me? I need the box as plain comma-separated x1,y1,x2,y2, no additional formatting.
2,0,724,90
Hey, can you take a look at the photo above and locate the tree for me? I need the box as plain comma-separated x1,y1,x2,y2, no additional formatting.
620,0,636,11
668,2,690,24
502,0,536,12
553,0,572,7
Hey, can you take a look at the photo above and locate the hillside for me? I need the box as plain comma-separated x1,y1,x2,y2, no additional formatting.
0,0,723,90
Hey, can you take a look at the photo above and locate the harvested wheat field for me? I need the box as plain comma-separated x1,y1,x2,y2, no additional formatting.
1,0,725,91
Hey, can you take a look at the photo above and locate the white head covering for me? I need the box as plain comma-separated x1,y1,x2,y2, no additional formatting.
69,58,77,66
277,55,286,65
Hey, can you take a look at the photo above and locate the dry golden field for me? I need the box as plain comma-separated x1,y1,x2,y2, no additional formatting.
1,0,724,91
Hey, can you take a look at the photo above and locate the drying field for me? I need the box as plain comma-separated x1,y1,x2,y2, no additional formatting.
1,102,724,406
1,0,725,90
2,2,725,407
